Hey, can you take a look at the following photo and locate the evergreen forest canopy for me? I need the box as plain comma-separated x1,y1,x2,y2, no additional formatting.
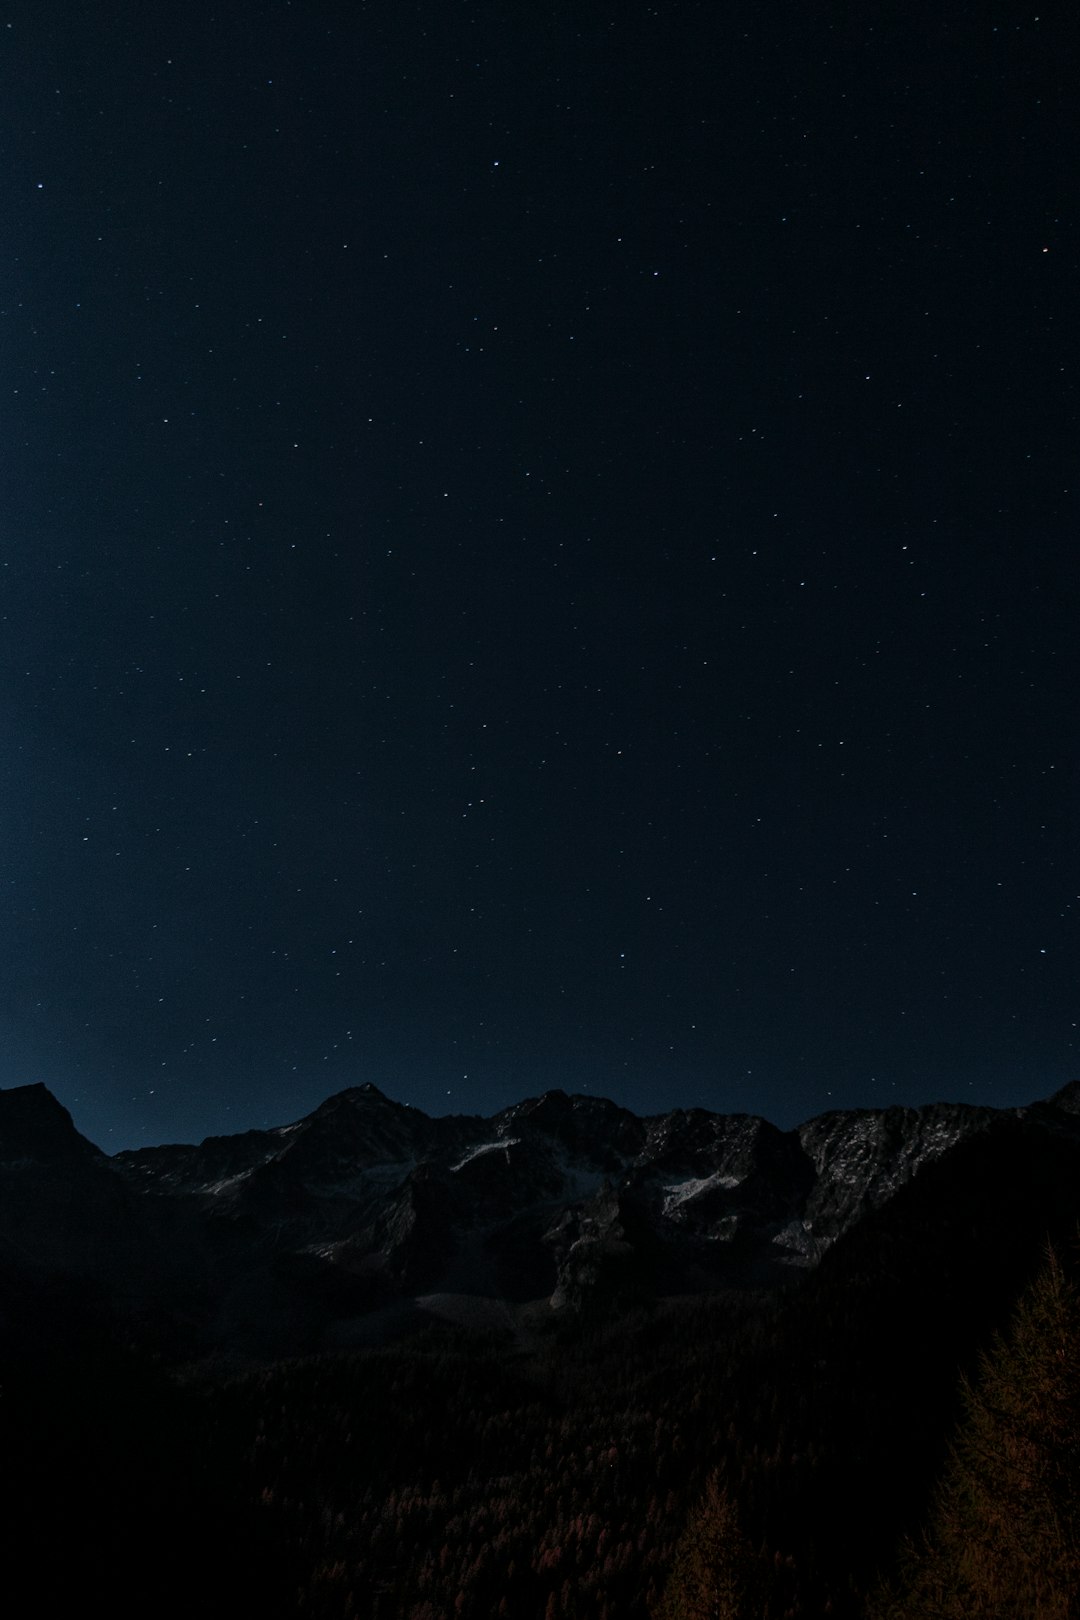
3,1114,1080,1618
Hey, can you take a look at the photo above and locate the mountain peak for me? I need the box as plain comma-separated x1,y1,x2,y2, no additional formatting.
1046,1079,1080,1115
0,1083,102,1165
314,1083,395,1112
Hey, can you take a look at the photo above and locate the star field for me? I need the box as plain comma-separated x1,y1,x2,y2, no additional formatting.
1,2,1076,1147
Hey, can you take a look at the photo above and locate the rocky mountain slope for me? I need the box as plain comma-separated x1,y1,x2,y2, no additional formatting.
2,1079,1079,1357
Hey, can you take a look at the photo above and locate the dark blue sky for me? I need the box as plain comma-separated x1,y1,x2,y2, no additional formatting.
2,1,1077,1149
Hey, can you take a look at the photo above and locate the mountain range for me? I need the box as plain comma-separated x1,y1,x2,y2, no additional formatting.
2,1078,1079,1358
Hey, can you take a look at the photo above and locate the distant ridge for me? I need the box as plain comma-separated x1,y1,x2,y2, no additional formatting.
1,1078,1078,1357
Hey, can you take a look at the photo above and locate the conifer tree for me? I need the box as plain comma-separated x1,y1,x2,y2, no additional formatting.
653,1472,758,1620
871,1242,1080,1619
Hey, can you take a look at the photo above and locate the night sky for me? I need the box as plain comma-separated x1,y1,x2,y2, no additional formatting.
3,2,1077,1150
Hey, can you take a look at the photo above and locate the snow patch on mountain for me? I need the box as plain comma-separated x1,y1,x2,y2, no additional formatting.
451,1139,519,1173
662,1171,742,1215
200,1169,257,1197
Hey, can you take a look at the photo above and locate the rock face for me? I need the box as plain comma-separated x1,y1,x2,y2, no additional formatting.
2,1078,1079,1356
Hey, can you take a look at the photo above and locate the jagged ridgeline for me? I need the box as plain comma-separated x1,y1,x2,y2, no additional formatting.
5,1078,1080,1355
2,1079,1080,1618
